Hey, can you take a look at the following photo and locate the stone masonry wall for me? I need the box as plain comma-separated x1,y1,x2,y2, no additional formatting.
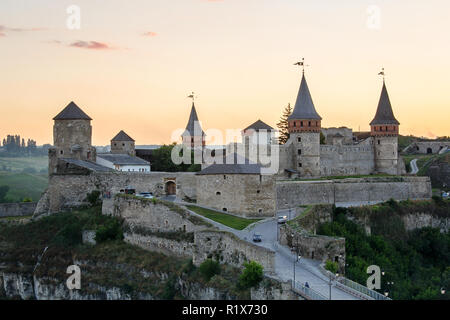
279,224,346,273
0,202,37,217
35,171,197,215
277,176,431,209
196,174,276,217
193,230,276,274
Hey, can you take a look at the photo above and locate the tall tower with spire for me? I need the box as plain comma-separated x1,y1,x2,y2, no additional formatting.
287,66,322,177
370,76,400,175
182,101,205,148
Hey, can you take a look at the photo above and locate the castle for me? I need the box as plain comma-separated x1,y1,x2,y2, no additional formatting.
37,68,430,218
182,70,405,178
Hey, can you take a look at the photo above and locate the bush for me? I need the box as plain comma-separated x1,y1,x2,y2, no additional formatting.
199,259,221,281
22,197,33,203
86,190,101,207
238,261,263,289
325,260,339,274
52,223,83,247
95,219,124,243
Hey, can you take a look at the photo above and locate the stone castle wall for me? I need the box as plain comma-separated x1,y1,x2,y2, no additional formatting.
279,224,346,272
35,171,197,215
193,230,276,274
0,202,37,217
319,142,375,176
276,176,432,209
196,174,276,217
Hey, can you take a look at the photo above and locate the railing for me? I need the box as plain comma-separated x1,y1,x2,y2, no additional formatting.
337,277,391,300
291,280,328,300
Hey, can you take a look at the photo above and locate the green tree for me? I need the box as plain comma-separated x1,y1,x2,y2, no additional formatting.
0,185,9,203
151,143,201,172
238,261,263,289
199,259,221,281
320,131,326,144
276,103,292,145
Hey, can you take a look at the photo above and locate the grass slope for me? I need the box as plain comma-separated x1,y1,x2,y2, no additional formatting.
0,172,48,202
186,205,261,230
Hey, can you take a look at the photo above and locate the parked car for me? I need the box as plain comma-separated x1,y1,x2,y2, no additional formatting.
277,215,287,224
442,192,449,199
252,234,262,242
120,187,136,195
136,192,154,199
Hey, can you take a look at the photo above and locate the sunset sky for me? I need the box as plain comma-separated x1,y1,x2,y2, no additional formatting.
1,0,449,146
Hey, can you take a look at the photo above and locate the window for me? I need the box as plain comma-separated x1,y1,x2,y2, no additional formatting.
114,143,117,146
298,163,302,167
257,190,260,194
122,143,125,146
298,137,301,142
222,208,227,212
258,209,262,213
300,121,303,127
308,121,311,126
216,191,221,195
223,175,226,179
293,122,296,127
378,140,380,145
298,149,301,155
60,150,63,155
385,126,388,131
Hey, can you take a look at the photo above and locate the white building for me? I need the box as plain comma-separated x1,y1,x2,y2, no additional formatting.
96,153,151,172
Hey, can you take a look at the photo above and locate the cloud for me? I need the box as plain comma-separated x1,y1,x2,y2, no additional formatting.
142,31,158,37
0,25,44,36
69,41,114,50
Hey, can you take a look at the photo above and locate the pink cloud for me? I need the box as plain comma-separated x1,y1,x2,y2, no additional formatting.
142,31,158,37
69,41,114,50
0,32,5,37
0,25,44,35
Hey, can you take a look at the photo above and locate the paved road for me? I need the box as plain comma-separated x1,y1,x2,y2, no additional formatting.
410,159,419,174
179,200,357,300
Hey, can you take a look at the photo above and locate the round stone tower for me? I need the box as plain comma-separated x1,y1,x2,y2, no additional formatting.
287,72,322,177
370,81,400,175
51,101,96,173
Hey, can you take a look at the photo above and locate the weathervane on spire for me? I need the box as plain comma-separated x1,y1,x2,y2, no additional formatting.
378,67,385,81
187,92,196,102
294,58,309,74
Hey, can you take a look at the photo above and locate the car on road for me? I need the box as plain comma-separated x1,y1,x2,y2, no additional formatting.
136,192,154,199
442,192,449,199
252,234,262,242
277,215,287,224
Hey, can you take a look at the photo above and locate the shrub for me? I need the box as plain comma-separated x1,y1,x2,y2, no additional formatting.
199,259,221,281
86,190,101,207
95,219,124,243
22,197,33,203
52,223,83,247
238,261,263,289
325,260,339,274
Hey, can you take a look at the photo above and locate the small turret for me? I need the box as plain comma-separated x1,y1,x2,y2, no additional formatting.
182,102,205,148
111,130,136,156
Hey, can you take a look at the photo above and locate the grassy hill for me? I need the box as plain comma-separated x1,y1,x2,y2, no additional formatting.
0,172,48,202
0,156,48,202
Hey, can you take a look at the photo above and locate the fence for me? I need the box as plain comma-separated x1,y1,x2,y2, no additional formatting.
337,277,391,300
291,280,327,300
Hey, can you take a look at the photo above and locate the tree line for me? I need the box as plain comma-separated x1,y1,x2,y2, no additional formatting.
1,134,51,156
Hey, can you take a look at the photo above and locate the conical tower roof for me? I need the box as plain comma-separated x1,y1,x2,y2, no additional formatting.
370,82,399,125
182,102,205,137
111,130,134,142
288,73,322,121
53,101,92,120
